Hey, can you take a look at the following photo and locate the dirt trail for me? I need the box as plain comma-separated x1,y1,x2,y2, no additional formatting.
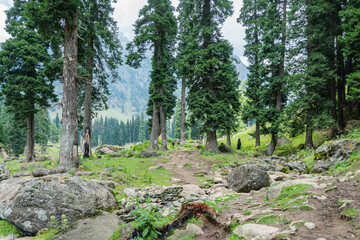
158,150,214,185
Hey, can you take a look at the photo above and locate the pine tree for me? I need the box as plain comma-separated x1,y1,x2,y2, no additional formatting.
238,0,266,147
138,113,146,143
0,0,57,162
177,0,240,152
78,0,122,158
340,0,360,119
26,0,81,168
126,0,177,150
35,109,51,153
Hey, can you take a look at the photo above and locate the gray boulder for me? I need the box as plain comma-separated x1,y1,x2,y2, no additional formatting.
97,146,113,154
140,150,158,158
284,161,307,173
277,136,292,146
219,143,233,153
55,214,120,240
227,165,270,193
0,175,118,236
314,139,360,164
233,223,279,240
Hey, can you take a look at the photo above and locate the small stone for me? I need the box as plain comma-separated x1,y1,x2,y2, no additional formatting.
304,222,316,230
313,195,327,201
162,208,170,217
173,201,182,208
316,238,326,240
214,177,223,184
170,178,182,182
148,165,163,170
123,188,136,197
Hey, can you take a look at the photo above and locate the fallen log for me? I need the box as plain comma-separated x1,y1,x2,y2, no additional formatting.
32,167,67,177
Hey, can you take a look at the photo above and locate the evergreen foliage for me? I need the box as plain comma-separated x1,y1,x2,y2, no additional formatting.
91,114,150,147
0,0,57,161
126,0,177,150
177,0,240,152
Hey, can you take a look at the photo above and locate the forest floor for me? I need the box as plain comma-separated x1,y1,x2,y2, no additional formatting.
157,150,360,240
1,124,360,240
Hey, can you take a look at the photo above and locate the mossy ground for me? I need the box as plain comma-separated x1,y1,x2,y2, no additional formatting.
0,220,21,237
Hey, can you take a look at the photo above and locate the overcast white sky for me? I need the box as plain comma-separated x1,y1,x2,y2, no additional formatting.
0,0,247,64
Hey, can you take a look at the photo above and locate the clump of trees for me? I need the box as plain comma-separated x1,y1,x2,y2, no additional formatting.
239,0,360,154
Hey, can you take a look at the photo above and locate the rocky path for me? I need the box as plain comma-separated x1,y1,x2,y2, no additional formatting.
158,150,215,185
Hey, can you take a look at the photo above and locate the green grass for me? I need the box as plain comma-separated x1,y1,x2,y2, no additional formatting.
270,184,313,210
257,215,288,225
32,229,58,240
341,208,359,219
0,220,21,237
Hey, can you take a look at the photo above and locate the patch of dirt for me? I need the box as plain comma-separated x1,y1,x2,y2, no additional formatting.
157,150,214,185
216,176,360,240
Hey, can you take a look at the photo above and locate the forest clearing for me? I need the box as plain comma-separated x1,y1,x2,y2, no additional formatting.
0,0,359,239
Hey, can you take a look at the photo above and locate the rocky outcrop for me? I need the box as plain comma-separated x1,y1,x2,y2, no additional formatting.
227,165,270,193
0,175,118,236
140,150,158,158
313,139,360,172
218,143,233,153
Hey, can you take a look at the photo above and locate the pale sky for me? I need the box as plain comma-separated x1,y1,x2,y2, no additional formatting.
0,0,247,64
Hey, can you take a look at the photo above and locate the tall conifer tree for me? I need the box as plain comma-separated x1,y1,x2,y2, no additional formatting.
126,0,177,150
0,0,57,162
178,0,240,152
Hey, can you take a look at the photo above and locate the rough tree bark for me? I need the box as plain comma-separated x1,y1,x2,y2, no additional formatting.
336,36,346,131
59,10,80,168
180,78,187,144
206,131,219,153
24,113,35,163
255,122,261,147
81,36,93,158
226,131,231,147
159,86,167,150
148,102,160,150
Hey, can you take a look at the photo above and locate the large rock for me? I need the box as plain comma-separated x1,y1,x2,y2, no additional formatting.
233,224,279,240
227,165,270,193
140,150,158,158
169,224,203,240
277,136,292,146
219,143,233,153
97,146,113,154
55,214,120,240
0,175,118,236
266,179,325,201
96,145,123,153
314,139,360,164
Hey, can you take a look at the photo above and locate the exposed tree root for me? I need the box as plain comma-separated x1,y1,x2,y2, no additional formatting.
126,203,218,240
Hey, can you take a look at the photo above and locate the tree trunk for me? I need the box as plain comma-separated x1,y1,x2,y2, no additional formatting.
180,79,187,144
205,131,219,153
159,87,167,150
336,36,345,131
226,132,231,147
59,11,80,169
255,122,261,147
25,114,35,163
305,128,313,150
148,102,159,150
265,133,276,156
81,37,93,159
